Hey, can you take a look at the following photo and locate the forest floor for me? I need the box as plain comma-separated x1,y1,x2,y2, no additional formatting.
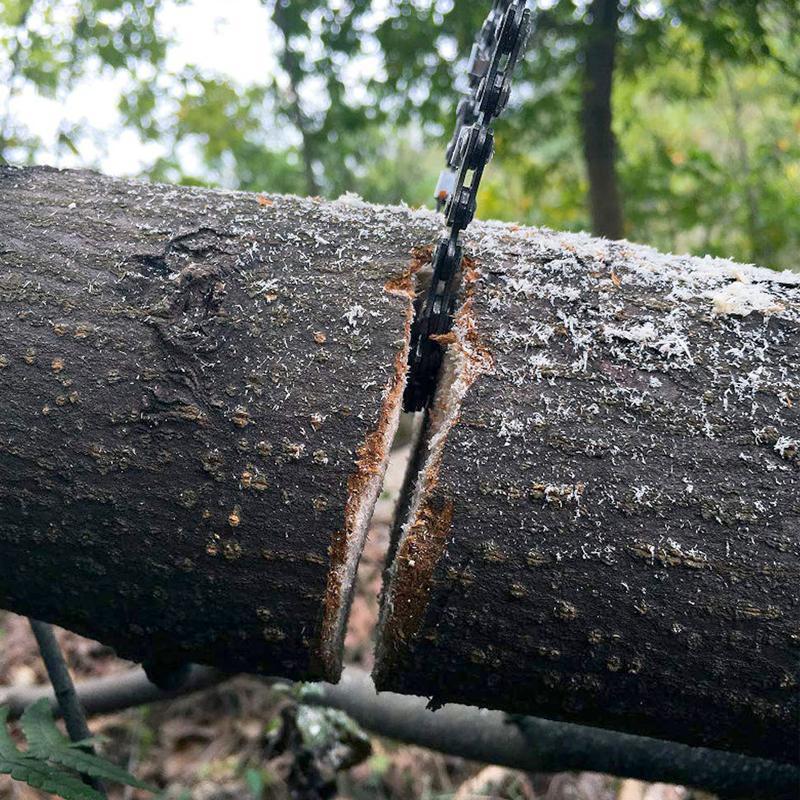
0,444,705,800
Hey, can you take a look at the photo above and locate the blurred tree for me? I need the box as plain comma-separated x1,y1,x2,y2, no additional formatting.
580,0,623,239
129,0,383,197
0,0,173,163
374,0,799,246
1,1,797,269
271,0,323,195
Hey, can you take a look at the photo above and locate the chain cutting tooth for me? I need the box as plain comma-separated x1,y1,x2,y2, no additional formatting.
498,2,525,52
435,168,457,209
467,42,491,82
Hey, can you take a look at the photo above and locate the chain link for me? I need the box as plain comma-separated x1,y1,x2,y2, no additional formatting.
404,1,531,412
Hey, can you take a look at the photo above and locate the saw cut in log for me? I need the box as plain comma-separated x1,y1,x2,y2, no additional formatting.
0,166,440,681
375,221,800,763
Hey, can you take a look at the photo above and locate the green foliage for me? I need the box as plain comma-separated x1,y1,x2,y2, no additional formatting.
614,49,800,265
370,0,799,266
0,701,154,800
0,0,175,161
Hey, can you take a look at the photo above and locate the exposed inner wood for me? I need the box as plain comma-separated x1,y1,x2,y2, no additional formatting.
375,263,494,678
314,267,418,679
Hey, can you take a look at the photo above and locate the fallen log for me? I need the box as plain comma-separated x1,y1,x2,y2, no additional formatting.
1,166,798,764
0,165,435,681
375,222,800,763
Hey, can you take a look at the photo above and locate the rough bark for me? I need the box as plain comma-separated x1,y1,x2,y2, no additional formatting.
0,165,438,681
376,222,800,764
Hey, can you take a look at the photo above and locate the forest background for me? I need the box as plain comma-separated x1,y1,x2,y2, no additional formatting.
2,0,799,271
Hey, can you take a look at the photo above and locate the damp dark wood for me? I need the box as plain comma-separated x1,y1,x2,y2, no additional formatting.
376,222,800,764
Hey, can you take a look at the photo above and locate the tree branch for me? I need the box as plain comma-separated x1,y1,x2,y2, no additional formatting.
0,666,796,798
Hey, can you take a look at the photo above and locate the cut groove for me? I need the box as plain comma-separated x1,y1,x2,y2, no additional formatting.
374,263,493,685
312,252,424,681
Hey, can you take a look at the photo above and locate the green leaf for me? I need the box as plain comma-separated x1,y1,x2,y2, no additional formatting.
0,707,19,758
57,132,81,157
244,767,264,799
20,699,70,754
20,700,154,791
0,755,105,800
1,706,102,800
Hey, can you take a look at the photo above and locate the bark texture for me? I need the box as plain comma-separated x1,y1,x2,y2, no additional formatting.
0,165,439,681
376,222,800,763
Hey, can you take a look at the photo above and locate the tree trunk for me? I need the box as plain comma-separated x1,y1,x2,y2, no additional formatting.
2,166,799,764
0,165,429,682
580,0,624,240
375,226,800,764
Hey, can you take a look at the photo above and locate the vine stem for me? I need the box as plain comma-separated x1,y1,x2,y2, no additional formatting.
29,618,107,797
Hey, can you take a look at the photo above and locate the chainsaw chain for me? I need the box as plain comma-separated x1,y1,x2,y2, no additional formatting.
403,0,531,412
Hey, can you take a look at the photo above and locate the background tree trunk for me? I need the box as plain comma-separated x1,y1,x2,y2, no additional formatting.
1,166,798,764
0,165,431,682
580,0,624,239
375,224,800,764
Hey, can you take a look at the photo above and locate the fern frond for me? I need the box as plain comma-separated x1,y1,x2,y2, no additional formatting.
20,700,72,754
0,707,19,758
1,701,155,799
0,755,105,800
20,700,154,791
1,707,103,800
